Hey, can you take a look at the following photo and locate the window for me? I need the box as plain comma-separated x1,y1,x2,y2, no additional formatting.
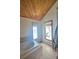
45,25,52,40
33,26,38,39
45,21,52,40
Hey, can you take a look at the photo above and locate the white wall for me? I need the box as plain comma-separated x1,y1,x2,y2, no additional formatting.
41,1,58,41
20,17,38,38
20,17,43,42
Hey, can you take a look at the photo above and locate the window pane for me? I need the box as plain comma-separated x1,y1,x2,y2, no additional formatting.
33,26,38,39
45,25,52,40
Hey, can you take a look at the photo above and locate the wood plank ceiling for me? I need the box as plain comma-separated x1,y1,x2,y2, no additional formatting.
20,0,57,20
